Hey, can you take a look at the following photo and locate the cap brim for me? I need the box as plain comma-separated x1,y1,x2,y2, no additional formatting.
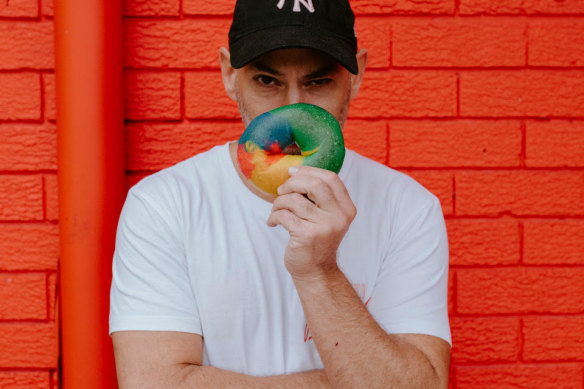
230,25,358,75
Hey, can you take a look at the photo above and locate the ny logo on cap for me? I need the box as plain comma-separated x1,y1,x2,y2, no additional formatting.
277,0,315,13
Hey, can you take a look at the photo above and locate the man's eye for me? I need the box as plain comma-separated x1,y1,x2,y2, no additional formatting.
256,75,277,86
308,78,331,87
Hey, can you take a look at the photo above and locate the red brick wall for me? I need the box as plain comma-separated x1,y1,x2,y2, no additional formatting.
1,0,584,387
0,0,59,387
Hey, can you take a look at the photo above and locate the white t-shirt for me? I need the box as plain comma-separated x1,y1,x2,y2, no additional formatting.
109,143,450,376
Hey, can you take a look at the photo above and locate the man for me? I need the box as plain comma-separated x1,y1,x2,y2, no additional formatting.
110,0,451,388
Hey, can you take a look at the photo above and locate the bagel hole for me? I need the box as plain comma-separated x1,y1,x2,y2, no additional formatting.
282,142,302,155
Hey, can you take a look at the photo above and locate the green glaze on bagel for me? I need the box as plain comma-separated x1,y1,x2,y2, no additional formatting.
237,103,345,195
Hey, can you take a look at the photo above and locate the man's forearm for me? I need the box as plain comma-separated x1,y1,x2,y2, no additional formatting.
172,365,330,389
293,267,446,389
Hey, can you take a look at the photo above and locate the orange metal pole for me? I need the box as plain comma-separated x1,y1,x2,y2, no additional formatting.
55,0,124,387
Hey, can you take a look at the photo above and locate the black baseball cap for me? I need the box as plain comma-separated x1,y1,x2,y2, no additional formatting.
229,0,359,74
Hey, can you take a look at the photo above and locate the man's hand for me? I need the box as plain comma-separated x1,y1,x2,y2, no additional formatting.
267,166,356,281
267,166,450,389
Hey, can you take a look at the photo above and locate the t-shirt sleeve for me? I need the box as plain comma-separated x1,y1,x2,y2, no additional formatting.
367,196,451,345
109,186,202,335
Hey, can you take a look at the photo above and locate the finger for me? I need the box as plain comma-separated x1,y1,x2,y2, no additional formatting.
286,166,352,208
272,193,319,222
267,208,305,233
277,174,336,209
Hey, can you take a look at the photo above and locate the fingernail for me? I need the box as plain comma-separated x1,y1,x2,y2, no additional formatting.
288,166,299,175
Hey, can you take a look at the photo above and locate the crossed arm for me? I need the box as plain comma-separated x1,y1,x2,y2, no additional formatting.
112,167,450,388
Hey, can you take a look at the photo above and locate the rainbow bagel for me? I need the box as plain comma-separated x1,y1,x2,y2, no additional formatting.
237,103,345,195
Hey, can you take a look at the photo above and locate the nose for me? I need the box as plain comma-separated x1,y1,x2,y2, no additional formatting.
283,85,303,106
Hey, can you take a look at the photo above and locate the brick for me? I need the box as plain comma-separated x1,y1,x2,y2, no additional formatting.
123,0,179,16
44,74,56,121
457,268,584,314
529,20,584,67
0,323,58,368
455,171,584,216
126,121,242,171
0,22,54,69
0,175,43,221
403,171,453,215
42,0,53,17
455,365,583,389
343,119,387,164
460,70,584,117
0,273,47,320
448,271,454,315
351,70,457,118
523,317,584,361
450,317,519,363
0,371,50,389
524,220,584,265
183,0,234,15
47,272,57,321
124,71,181,120
0,0,38,17
351,0,454,14
43,174,59,222
389,120,522,167
124,19,230,69
446,219,520,266
184,71,240,119
393,18,525,67
0,124,57,170
526,120,584,167
0,73,41,120
460,0,584,15
0,225,59,271
355,17,390,68
50,370,58,389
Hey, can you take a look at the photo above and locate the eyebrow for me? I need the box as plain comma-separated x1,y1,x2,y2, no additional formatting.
250,62,283,76
250,61,341,79
303,63,341,80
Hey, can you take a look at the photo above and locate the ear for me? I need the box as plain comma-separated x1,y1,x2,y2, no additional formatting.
219,47,238,101
349,48,368,101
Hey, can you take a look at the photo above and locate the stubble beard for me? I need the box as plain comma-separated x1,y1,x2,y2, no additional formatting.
235,84,352,131
336,83,352,130
236,91,252,128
